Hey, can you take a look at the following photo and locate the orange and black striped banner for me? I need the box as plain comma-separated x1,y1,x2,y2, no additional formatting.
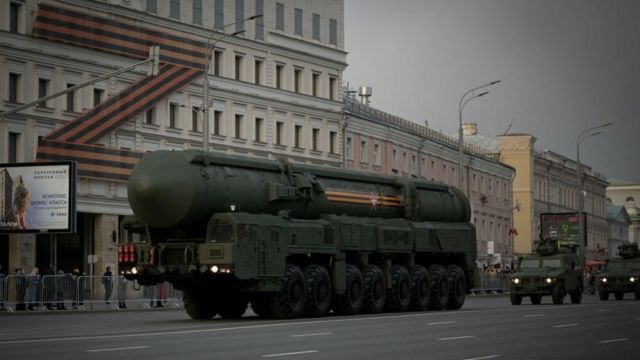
325,190,402,208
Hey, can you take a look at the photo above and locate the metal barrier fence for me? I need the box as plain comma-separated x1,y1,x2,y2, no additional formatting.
0,274,183,312
471,273,510,294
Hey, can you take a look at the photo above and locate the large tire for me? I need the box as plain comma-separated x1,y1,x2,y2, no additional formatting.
552,282,565,304
303,264,332,317
446,265,466,310
362,265,386,314
385,265,411,312
409,265,430,311
614,292,624,301
184,290,216,320
332,264,364,316
510,292,522,305
530,294,542,305
428,265,449,310
599,290,609,301
570,282,583,304
270,264,305,319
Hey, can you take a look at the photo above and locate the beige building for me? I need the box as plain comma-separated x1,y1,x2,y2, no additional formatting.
606,182,640,245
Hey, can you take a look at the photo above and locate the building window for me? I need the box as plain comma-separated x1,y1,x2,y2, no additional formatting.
170,0,180,19
312,14,320,40
329,76,337,100
374,143,380,165
169,103,179,129
234,114,244,139
360,140,367,163
213,110,222,135
146,0,157,13
312,128,320,151
93,88,104,106
276,121,284,146
403,152,408,172
346,137,353,160
214,0,224,29
329,131,337,154
192,108,199,132
412,155,417,175
145,108,154,125
37,78,50,108
275,2,284,31
213,50,222,76
392,149,397,169
255,0,264,40
276,64,284,89
329,19,338,45
10,2,21,33
235,0,245,32
235,54,244,80
8,132,19,163
254,59,263,85
255,117,264,142
66,83,76,112
294,68,302,93
312,72,320,97
193,0,203,25
294,125,303,148
294,8,303,35
8,73,20,103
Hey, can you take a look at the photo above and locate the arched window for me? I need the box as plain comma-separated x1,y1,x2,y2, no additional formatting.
626,196,635,202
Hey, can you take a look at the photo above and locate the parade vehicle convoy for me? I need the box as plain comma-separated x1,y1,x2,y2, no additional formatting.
119,150,479,319
597,242,640,301
509,238,583,305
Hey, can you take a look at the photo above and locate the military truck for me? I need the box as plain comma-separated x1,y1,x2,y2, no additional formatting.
509,238,583,305
597,242,640,301
119,150,478,319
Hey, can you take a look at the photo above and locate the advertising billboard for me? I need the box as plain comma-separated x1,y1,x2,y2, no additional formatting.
540,212,586,247
0,161,76,233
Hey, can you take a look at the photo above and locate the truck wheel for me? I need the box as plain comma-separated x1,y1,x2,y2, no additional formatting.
510,292,522,305
332,264,363,316
409,265,430,311
552,282,565,304
570,282,583,304
446,265,466,310
303,264,332,317
385,265,411,312
530,294,542,305
362,265,386,314
250,294,272,317
270,263,305,319
614,292,624,301
428,264,449,310
184,290,216,319
599,290,609,301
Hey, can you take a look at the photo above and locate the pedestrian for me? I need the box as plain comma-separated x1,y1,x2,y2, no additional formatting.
56,269,67,310
43,266,55,310
117,271,127,309
71,267,84,309
27,267,40,310
102,266,113,304
15,267,26,311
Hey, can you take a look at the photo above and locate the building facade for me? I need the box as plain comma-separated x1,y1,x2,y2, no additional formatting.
606,182,640,245
1,0,346,277
606,205,631,257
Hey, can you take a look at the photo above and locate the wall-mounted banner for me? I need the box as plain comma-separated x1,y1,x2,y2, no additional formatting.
0,161,76,233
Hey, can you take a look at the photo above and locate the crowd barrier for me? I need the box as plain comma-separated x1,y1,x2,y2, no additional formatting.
470,273,510,294
0,274,183,312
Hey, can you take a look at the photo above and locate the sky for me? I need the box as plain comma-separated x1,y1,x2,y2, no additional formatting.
343,0,640,183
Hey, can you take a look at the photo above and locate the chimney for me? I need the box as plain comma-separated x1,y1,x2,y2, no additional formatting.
358,86,372,105
462,122,478,136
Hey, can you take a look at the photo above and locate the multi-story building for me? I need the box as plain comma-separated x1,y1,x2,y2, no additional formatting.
606,205,630,257
606,181,640,245
1,0,346,276
343,97,516,268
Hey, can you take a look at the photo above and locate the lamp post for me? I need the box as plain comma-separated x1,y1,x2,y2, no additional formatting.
457,80,501,194
576,122,612,267
202,15,262,152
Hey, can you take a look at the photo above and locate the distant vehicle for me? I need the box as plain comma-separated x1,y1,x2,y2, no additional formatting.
119,150,479,319
597,242,640,301
509,238,583,305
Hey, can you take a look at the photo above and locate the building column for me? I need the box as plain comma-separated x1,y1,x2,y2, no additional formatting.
8,233,35,274
94,214,118,276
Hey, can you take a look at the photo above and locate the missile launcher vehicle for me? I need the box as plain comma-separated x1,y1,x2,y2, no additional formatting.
597,242,640,301
120,150,478,319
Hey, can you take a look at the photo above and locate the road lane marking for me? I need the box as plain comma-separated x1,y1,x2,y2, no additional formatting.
522,314,545,318
598,338,628,344
438,336,474,341
552,324,579,328
86,346,150,353
462,355,502,360
262,350,318,357
290,332,332,338
596,309,612,312
426,321,456,326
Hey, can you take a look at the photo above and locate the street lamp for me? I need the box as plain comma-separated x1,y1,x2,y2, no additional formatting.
202,15,263,152
576,122,612,266
458,80,501,194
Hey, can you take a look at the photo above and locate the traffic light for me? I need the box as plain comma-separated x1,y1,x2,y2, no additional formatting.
148,45,160,76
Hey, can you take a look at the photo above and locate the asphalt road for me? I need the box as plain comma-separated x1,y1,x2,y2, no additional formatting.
1,294,639,360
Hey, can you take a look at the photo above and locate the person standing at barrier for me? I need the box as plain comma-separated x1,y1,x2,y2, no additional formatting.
27,267,40,310
102,266,113,304
43,266,55,310
117,271,127,309
15,267,26,311
55,269,67,310
71,268,84,309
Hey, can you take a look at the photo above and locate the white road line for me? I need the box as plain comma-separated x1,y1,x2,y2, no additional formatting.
262,350,319,357
290,332,332,338
598,338,629,344
552,324,579,328
522,314,545,318
462,355,502,360
427,321,456,326
86,346,150,353
596,309,612,312
438,336,474,341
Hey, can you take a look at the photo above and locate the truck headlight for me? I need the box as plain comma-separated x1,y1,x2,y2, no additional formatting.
545,277,554,284
512,278,520,284
211,265,219,273
600,277,607,283
630,277,636,283
131,267,138,275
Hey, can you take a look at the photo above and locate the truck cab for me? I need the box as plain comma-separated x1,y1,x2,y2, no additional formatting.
597,242,640,301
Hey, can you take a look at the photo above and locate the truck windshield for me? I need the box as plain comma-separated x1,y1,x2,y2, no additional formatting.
208,221,234,242
123,222,146,243
541,259,562,268
520,259,540,269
